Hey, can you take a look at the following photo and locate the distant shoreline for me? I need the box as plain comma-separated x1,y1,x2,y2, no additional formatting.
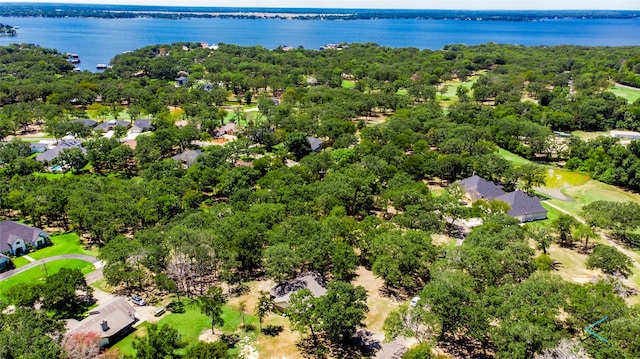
2,3,640,21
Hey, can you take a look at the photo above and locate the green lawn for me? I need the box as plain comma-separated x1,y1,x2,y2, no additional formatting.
571,130,610,141
34,172,74,180
341,80,355,88
497,148,532,165
609,84,640,103
547,179,640,218
0,259,94,300
11,256,31,268
439,71,485,104
114,302,260,356
28,233,97,260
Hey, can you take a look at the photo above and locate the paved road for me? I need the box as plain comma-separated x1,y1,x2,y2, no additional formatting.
0,254,100,281
543,201,640,271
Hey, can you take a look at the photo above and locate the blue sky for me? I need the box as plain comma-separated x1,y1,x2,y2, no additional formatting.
9,0,640,10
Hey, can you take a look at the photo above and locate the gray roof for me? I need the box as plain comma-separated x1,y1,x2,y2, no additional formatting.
0,221,47,254
66,297,136,339
270,272,327,309
215,122,238,136
72,119,98,128
307,137,324,152
171,149,202,167
495,190,547,217
132,119,152,131
95,120,130,131
458,175,506,201
35,139,85,162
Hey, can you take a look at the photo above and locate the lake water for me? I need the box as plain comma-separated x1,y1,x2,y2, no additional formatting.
1,16,640,70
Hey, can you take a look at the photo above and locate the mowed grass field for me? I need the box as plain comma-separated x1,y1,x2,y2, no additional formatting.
28,233,97,259
0,259,94,300
610,84,640,103
112,302,260,357
548,180,640,218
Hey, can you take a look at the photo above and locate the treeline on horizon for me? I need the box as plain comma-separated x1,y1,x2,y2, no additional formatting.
1,3,640,20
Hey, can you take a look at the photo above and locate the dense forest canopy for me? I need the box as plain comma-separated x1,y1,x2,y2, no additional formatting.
0,41,639,358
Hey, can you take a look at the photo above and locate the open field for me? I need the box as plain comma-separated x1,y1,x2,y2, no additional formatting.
112,299,261,357
0,259,94,300
28,233,97,260
342,79,356,88
438,71,484,106
548,180,640,218
497,148,532,165
609,84,640,103
546,244,600,284
571,130,610,141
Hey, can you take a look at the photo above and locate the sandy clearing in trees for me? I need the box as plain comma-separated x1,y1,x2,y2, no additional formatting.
353,266,400,336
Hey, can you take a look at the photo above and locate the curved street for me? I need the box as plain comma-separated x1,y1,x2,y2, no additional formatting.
0,254,101,281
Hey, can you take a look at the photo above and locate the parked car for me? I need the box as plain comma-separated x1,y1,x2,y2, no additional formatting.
131,294,147,306
410,296,420,307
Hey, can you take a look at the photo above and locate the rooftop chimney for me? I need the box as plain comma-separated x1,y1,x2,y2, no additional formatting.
100,320,109,332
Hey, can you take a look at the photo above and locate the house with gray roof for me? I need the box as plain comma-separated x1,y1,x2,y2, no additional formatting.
214,122,238,137
131,119,152,133
0,221,50,256
72,119,98,128
0,253,12,272
458,175,506,204
66,297,137,348
307,136,324,153
494,190,547,223
270,272,327,311
35,139,85,163
171,149,202,168
95,120,131,132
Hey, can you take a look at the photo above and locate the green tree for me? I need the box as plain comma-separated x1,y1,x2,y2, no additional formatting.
285,132,311,160
197,286,226,334
133,323,183,359
0,307,64,359
185,341,230,359
552,214,579,247
256,291,275,332
586,244,633,277
59,147,88,173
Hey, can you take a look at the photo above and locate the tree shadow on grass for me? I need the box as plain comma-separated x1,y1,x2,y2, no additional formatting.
296,330,381,359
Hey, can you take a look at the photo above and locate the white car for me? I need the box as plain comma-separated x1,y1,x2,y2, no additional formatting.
410,296,420,307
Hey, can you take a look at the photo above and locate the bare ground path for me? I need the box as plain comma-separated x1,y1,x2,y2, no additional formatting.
0,254,99,281
543,201,640,271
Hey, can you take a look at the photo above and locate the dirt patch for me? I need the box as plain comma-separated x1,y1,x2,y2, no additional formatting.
352,266,400,335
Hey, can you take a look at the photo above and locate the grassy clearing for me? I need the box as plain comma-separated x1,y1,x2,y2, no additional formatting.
110,322,149,357
114,301,260,357
11,256,31,268
548,180,640,218
90,278,115,293
546,244,600,284
609,84,640,103
353,266,399,334
0,259,94,300
571,130,610,141
439,71,484,106
341,80,356,88
497,148,532,165
34,172,74,180
28,233,97,260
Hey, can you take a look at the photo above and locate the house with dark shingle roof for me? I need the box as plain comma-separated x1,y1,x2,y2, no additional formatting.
307,136,324,153
270,272,327,311
35,139,85,163
458,175,506,204
494,190,547,223
131,119,152,134
65,297,137,348
72,119,98,128
171,149,202,168
0,221,50,256
0,253,12,272
95,120,131,132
